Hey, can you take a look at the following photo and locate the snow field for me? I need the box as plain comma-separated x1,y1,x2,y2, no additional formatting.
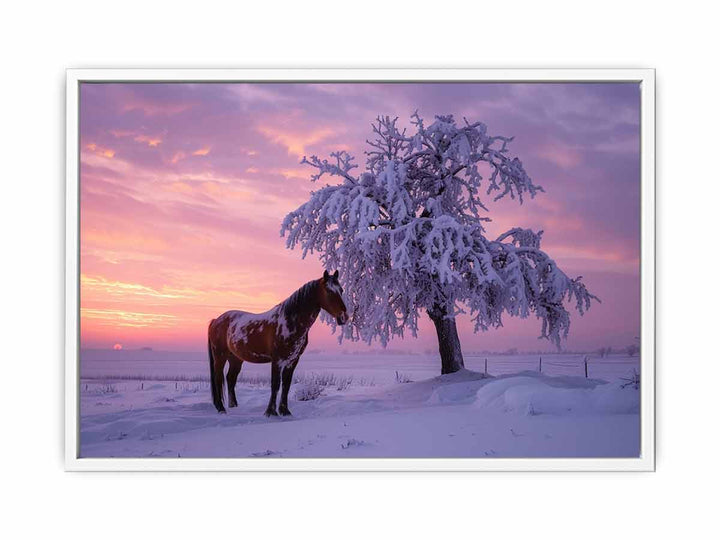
79,350,640,458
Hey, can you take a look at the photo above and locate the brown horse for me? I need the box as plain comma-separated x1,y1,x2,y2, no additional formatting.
208,270,348,415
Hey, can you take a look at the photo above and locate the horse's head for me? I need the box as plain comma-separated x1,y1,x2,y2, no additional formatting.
319,270,348,325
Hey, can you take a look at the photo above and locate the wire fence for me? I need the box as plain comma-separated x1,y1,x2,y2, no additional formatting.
464,354,640,381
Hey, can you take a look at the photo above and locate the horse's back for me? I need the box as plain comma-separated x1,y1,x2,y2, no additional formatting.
213,308,278,364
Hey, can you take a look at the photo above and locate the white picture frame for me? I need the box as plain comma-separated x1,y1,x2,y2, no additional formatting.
65,68,655,471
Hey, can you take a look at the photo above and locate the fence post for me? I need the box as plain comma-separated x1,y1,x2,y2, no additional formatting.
484,358,488,376
584,356,588,378
539,357,542,373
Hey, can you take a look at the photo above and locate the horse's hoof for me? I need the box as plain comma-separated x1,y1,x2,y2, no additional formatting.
279,408,292,417
229,403,237,408
264,409,278,417
217,409,227,414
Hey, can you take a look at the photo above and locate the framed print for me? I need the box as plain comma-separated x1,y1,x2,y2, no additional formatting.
65,68,655,471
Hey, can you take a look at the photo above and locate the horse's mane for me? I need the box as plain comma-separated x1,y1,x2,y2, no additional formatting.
280,279,320,316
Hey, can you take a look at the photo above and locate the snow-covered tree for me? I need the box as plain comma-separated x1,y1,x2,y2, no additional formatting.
281,113,597,374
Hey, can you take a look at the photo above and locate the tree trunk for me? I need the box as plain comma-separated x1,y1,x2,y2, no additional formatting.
428,308,465,374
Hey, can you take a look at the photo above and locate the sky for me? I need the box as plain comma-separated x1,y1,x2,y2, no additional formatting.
79,82,640,353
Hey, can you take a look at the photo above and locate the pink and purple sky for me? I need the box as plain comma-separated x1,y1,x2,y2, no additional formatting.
79,82,640,353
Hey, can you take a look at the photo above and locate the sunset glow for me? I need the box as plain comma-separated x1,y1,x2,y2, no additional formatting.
80,83,640,352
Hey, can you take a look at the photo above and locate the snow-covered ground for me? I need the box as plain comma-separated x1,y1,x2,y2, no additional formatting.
79,350,640,458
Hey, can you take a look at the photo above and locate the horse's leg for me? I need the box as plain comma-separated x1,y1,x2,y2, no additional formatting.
264,362,281,417
213,352,227,414
279,360,298,416
226,359,242,408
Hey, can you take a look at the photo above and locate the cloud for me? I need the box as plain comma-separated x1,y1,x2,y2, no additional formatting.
134,134,163,147
110,129,163,147
535,142,583,170
170,151,186,164
225,84,292,110
81,275,200,300
257,123,338,158
121,99,191,117
85,143,116,159
109,129,135,138
81,308,179,328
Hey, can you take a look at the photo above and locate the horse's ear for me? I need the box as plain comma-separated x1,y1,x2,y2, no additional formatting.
332,270,339,279
323,270,329,281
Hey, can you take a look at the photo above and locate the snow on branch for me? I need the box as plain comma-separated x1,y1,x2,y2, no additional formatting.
281,113,597,348
301,151,359,184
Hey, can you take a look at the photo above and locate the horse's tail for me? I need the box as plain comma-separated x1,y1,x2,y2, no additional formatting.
208,319,224,412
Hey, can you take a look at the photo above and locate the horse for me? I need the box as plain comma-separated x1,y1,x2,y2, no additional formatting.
208,270,348,416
